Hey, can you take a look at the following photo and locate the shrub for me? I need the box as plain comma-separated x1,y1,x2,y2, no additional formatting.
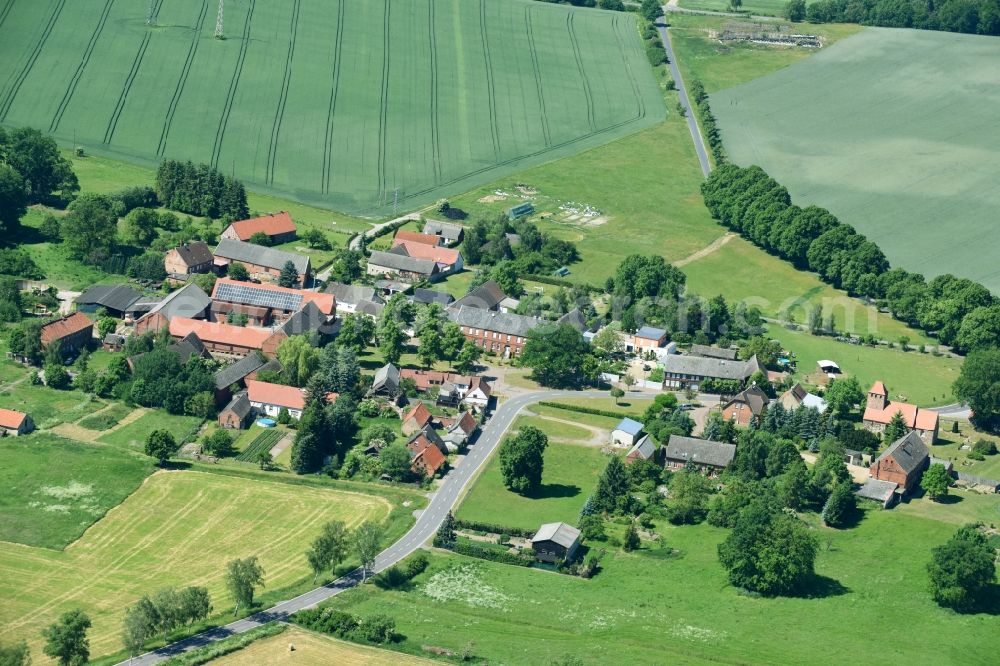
452,519,535,538
447,540,535,567
355,614,397,644
403,552,429,578
972,440,997,456
295,608,358,637
536,401,633,420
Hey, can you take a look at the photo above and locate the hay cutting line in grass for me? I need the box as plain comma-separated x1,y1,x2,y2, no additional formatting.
524,5,551,148
105,0,164,143
376,0,391,204
321,0,346,195
567,12,596,132
49,0,115,132
0,0,65,120
265,0,300,186
211,0,256,170
157,0,210,156
611,14,645,122
479,0,501,163
427,0,441,183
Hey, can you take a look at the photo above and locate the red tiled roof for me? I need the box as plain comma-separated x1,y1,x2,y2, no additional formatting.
246,379,306,411
863,401,939,431
400,369,474,392
40,312,92,345
211,278,335,315
409,435,446,475
0,408,27,429
869,381,887,396
394,240,461,266
468,376,492,397
404,403,433,427
169,317,272,350
393,230,440,247
225,212,296,240
455,411,477,435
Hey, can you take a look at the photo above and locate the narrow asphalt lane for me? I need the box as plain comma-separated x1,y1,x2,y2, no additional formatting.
657,11,711,176
119,389,604,666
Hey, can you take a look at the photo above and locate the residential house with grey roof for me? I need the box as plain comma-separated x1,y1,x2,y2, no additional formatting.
370,363,401,399
664,435,737,477
366,250,439,283
611,417,645,448
661,354,761,390
324,282,382,315
213,239,310,286
134,283,212,335
690,344,739,361
452,280,507,311
447,305,540,357
422,220,464,246
869,431,929,494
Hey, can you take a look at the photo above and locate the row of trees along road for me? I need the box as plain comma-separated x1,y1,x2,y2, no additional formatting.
702,164,1000,354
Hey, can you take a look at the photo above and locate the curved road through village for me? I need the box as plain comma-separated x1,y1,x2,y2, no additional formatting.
120,389,605,665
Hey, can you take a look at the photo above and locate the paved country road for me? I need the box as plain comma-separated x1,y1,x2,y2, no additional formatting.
656,10,712,176
119,389,605,666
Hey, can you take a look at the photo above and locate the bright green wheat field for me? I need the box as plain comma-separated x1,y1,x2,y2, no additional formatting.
0,0,663,215
712,28,1000,292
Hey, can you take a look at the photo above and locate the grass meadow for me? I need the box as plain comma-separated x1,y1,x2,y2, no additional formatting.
0,0,662,216
677,0,819,18
768,324,963,406
0,470,395,661
668,14,863,93
0,382,105,429
318,506,999,665
0,434,153,549
711,27,1000,292
211,627,438,666
97,410,203,450
683,236,932,341
457,418,608,530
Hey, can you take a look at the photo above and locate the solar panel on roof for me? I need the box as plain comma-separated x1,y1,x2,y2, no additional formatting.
215,283,303,311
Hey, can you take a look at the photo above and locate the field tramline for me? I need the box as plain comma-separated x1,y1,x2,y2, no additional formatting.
0,0,663,215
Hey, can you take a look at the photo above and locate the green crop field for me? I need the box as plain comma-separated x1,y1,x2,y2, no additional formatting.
235,428,284,462
0,469,394,661
0,0,662,216
712,28,1000,292
0,434,153,549
318,508,999,665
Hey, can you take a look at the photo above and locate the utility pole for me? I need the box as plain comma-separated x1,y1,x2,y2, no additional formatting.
392,187,399,216
215,0,225,39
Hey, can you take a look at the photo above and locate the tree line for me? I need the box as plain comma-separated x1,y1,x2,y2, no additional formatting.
155,160,249,221
785,0,1000,36
701,164,1000,352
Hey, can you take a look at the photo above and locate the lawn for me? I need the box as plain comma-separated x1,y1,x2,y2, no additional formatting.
925,421,1000,481
668,14,862,93
0,433,153,549
683,235,932,341
0,383,104,428
0,470,395,661
318,508,998,665
540,398,653,419
450,101,723,286
97,410,203,449
711,27,1000,292
0,0,662,216
457,434,607,530
895,489,1000,528
768,324,963,406
211,626,438,666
